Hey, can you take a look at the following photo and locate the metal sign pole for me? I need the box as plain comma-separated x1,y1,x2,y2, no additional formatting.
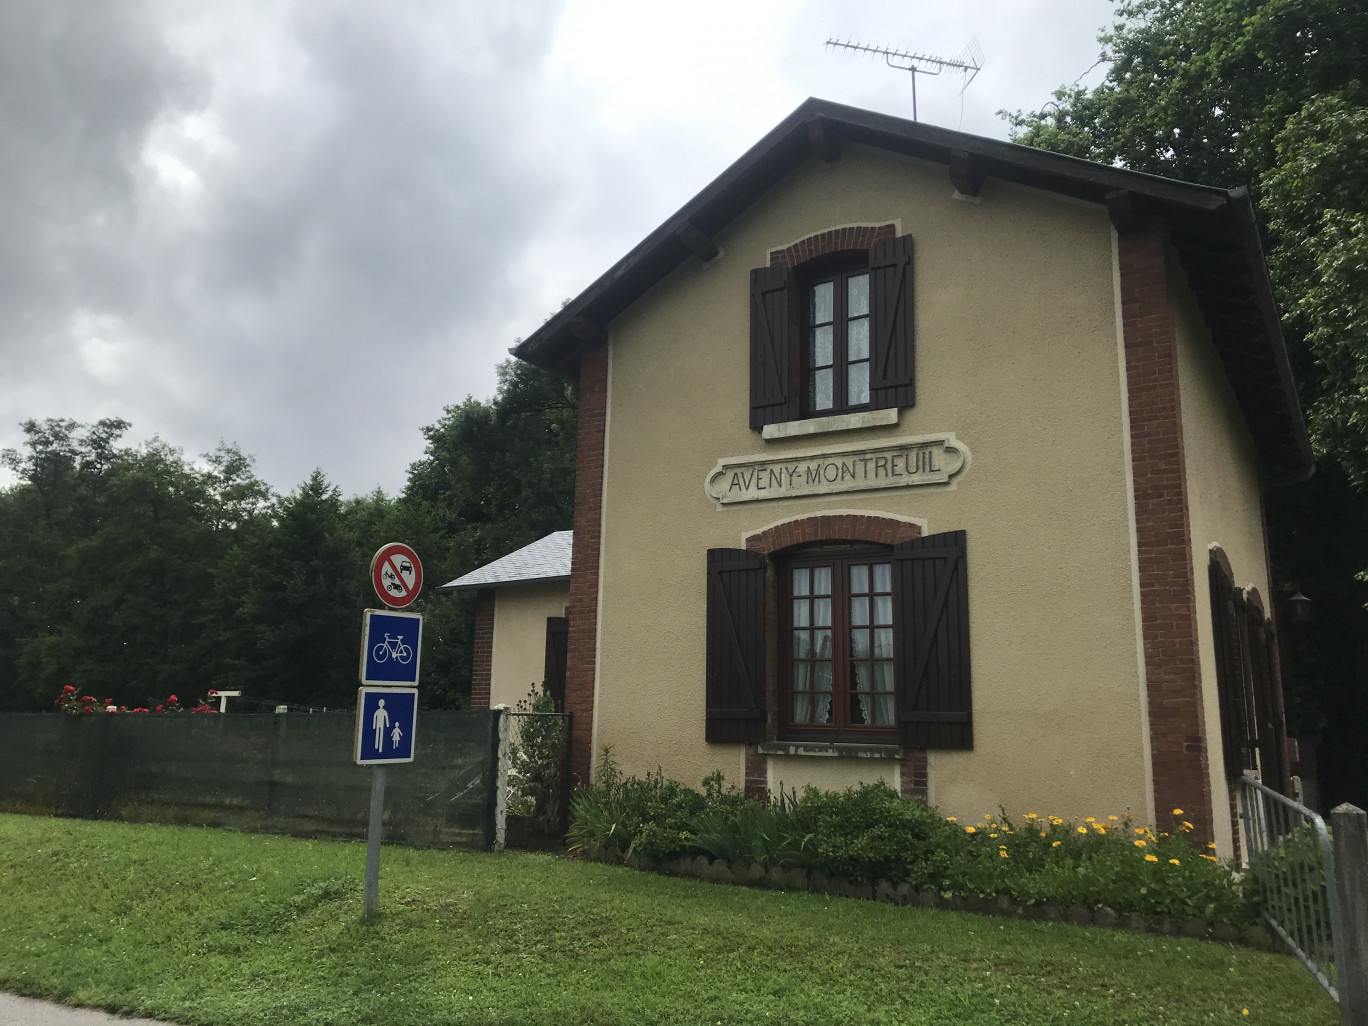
363,766,386,919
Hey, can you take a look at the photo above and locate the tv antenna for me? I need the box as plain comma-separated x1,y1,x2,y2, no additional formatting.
826,37,984,122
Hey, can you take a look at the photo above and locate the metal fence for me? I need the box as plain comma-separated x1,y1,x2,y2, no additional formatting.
1240,775,1346,1001
0,711,503,850
501,710,571,849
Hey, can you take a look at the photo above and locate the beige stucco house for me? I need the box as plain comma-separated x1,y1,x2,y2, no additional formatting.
451,99,1311,857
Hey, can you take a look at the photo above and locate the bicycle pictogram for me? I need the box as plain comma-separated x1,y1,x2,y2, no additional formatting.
371,633,413,665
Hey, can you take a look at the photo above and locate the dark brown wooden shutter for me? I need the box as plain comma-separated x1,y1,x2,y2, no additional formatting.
892,530,971,749
543,616,568,711
749,265,791,429
1208,557,1251,779
1244,594,1291,794
705,548,766,743
868,234,915,411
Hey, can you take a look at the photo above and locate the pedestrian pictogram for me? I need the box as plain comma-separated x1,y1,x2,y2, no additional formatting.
354,686,417,764
370,542,423,609
360,609,422,686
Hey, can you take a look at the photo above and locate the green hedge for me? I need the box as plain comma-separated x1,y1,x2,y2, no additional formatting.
568,759,1256,924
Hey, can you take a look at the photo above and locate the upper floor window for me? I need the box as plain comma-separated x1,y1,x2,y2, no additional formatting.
749,232,915,429
805,264,871,415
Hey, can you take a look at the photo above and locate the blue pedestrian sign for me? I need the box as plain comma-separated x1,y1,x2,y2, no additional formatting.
360,609,422,686
354,687,417,765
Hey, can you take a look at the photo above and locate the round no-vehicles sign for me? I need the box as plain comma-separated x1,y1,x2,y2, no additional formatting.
371,542,423,608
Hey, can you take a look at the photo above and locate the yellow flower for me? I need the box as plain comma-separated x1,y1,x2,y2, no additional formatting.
1024,813,1038,820
1085,817,1095,823
946,817,957,823
990,833,999,838
1172,808,1183,816
1144,854,1158,862
1135,827,1147,834
1049,816,1063,825
965,826,976,834
1200,854,1218,862
1052,840,1061,847
1134,840,1146,847
1242,1010,1249,1017
999,850,1009,859
1108,815,1118,821
1169,858,1180,866
1207,842,1218,849
1180,821,1194,832
1077,827,1088,834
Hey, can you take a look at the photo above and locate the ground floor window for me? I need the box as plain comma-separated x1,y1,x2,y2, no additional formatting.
785,549,895,736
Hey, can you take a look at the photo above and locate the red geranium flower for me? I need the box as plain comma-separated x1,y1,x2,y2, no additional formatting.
81,696,96,703
208,689,218,696
62,685,76,694
154,705,165,713
168,695,178,703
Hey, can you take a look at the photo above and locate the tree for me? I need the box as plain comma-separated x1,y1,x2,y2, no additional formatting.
1006,0,1368,807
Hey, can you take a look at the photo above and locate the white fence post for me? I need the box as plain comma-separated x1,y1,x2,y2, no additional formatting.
492,706,510,852
1332,804,1368,1026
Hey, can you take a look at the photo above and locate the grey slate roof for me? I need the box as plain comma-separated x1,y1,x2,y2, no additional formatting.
439,531,572,591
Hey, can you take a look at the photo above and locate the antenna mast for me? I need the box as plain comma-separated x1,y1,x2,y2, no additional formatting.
825,38,983,122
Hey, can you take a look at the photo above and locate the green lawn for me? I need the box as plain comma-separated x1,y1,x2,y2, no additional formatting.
0,814,1337,1026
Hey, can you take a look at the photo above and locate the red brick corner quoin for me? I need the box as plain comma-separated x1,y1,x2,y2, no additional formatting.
469,589,495,710
1119,226,1214,845
565,345,609,788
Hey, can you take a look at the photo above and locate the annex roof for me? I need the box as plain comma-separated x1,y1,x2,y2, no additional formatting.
511,97,1312,482
440,531,573,592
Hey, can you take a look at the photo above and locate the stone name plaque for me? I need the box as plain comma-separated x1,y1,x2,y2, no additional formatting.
705,433,968,505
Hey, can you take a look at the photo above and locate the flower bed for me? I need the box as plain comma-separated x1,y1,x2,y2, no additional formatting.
569,757,1260,933
54,686,219,715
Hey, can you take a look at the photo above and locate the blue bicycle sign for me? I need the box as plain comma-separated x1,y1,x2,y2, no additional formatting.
360,609,422,686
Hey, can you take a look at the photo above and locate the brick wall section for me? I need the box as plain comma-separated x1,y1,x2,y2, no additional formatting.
565,345,609,788
744,747,768,800
744,513,921,555
768,224,896,268
469,589,495,710
900,750,928,804
1119,226,1215,846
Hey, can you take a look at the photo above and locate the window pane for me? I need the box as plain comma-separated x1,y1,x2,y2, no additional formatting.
848,273,869,317
792,568,810,596
850,596,869,626
813,567,832,594
811,369,833,411
849,564,869,594
848,361,869,407
852,662,872,691
811,281,834,324
873,563,892,592
873,694,895,726
792,599,809,627
850,693,870,725
874,628,893,659
848,316,869,360
793,694,811,723
811,325,833,367
813,629,832,658
850,629,870,659
792,631,809,658
813,597,831,627
792,663,810,690
873,595,892,625
814,693,833,724
813,662,833,690
873,661,894,691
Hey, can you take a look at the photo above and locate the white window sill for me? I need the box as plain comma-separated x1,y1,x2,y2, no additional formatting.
756,741,903,760
761,408,899,441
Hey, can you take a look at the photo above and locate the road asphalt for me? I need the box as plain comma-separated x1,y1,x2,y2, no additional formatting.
0,993,176,1026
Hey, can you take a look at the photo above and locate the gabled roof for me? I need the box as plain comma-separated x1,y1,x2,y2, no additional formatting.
440,531,572,591
512,97,1312,482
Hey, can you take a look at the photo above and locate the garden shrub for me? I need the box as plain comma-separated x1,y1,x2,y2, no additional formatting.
569,767,1257,924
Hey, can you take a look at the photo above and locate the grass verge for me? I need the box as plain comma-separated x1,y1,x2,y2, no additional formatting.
0,814,1337,1026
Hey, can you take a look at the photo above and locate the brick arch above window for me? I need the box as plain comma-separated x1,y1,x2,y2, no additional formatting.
743,513,922,555
767,223,896,268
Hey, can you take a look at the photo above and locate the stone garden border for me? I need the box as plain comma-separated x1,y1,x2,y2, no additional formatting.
579,843,1280,952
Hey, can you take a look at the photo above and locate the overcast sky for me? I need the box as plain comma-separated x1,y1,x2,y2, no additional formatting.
0,0,1112,497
